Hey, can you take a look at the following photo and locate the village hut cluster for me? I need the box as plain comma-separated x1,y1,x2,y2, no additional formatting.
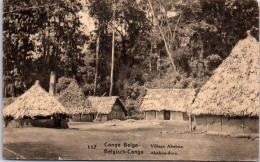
3,76,127,128
140,33,259,135
2,33,259,135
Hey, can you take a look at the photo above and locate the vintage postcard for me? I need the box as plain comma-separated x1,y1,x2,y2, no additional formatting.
2,0,259,161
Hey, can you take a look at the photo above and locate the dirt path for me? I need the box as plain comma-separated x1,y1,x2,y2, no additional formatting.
2,120,259,160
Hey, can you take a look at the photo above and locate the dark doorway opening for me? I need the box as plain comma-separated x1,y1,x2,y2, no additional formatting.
53,114,62,128
164,111,170,120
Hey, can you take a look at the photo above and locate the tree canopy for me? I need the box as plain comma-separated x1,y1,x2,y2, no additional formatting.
3,0,259,113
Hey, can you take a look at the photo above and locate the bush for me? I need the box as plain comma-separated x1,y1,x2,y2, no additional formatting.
206,54,223,71
56,77,74,93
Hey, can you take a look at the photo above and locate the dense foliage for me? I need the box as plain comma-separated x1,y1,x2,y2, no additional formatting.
3,0,259,114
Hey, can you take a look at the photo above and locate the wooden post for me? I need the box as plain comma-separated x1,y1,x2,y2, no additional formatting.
145,112,147,120
242,112,244,134
221,115,223,132
189,114,192,131
155,111,158,120
61,114,62,128
206,116,208,132
193,115,196,130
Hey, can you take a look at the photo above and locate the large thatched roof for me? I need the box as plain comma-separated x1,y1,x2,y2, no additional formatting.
3,81,68,119
191,35,259,117
140,89,196,112
57,80,92,114
87,96,126,114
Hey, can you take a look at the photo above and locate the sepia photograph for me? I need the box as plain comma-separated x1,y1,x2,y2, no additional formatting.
2,0,259,160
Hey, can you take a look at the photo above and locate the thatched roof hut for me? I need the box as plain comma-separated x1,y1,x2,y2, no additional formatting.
191,35,259,117
87,96,126,114
57,80,92,115
140,89,196,112
3,81,68,119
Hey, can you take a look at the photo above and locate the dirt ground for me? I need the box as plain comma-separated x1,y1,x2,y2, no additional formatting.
2,120,259,160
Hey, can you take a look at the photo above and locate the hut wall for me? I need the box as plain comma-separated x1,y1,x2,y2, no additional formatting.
5,119,55,128
244,117,259,134
222,117,242,134
207,115,222,132
86,114,95,122
195,115,258,134
157,111,164,120
71,114,81,122
195,115,240,133
170,111,184,121
183,112,189,121
107,104,125,120
100,114,107,122
60,119,69,128
71,114,95,122
145,111,156,120
194,115,207,130
95,114,108,122
5,118,68,128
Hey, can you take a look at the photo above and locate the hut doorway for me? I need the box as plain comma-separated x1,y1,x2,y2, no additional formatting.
53,114,62,128
164,111,170,120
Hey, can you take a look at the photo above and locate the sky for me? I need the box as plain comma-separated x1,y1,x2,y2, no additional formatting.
79,8,95,34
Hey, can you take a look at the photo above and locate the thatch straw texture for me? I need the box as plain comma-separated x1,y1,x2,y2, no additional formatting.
87,96,125,114
140,89,196,112
57,80,92,115
3,81,68,119
191,35,259,117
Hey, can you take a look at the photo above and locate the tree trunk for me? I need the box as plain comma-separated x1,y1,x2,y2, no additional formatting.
94,31,100,96
3,77,7,97
150,41,152,72
109,7,115,96
49,71,56,95
122,37,127,64
198,39,204,78
157,55,160,71
47,20,51,73
147,0,176,70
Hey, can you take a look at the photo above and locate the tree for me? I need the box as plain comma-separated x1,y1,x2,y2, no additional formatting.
88,0,151,96
3,0,88,96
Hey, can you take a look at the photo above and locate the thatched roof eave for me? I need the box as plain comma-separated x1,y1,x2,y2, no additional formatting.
140,88,196,112
87,96,125,114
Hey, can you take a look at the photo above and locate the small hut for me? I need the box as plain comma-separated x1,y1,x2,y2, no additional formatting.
87,96,126,122
140,89,196,121
57,80,93,122
3,81,69,128
191,34,259,134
